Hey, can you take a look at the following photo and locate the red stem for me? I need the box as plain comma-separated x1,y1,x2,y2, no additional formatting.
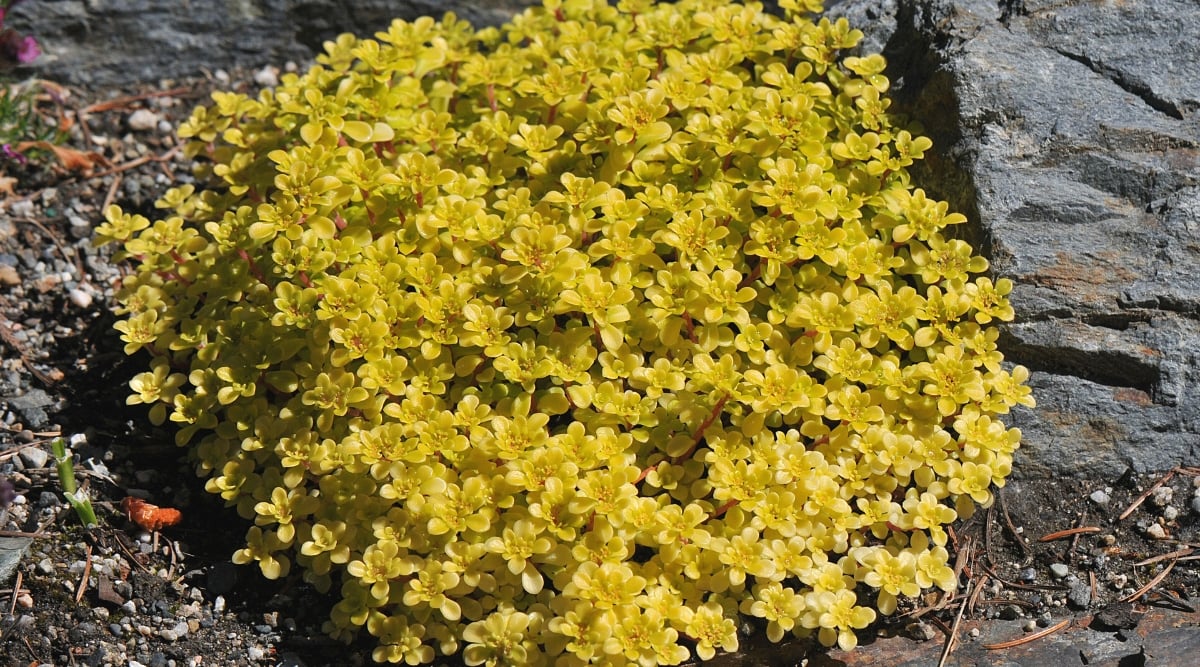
712,499,738,518
672,393,730,464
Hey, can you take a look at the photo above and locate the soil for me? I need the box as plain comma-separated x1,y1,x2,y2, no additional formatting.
0,70,1197,667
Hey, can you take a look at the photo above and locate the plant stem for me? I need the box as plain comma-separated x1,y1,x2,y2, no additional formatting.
51,437,98,527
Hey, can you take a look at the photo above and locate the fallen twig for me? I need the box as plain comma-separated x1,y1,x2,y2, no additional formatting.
1120,560,1175,603
78,86,193,114
996,488,1033,561
90,143,181,180
1038,526,1102,542
936,577,970,667
7,570,21,616
74,544,93,603
1135,547,1194,567
1119,470,1176,521
0,310,61,387
982,618,1071,650
0,529,46,538
101,171,122,211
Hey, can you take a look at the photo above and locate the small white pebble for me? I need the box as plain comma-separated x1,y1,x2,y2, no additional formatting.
9,199,34,217
254,65,279,88
214,69,230,83
127,109,161,131
1049,563,1070,578
1164,505,1179,521
1151,486,1174,507
246,645,267,661
1191,497,1200,515
157,119,174,134
1089,489,1110,505
1023,619,1037,632
213,595,226,614
969,628,980,638
1145,522,1167,539
68,288,92,309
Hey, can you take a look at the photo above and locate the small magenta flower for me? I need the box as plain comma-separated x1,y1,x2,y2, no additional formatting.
0,0,40,66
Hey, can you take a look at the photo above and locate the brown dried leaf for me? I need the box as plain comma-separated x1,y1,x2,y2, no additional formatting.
15,141,111,173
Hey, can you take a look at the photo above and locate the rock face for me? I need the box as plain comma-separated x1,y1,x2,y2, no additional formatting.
12,0,1200,478
825,0,1200,478
6,1,537,86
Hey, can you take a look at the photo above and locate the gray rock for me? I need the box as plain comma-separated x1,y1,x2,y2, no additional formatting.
17,446,49,470
7,389,56,430
1067,582,1093,609
7,1,540,86
1049,563,1070,579
0,536,32,584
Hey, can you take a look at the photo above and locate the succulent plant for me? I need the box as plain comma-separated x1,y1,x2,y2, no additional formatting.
98,0,1034,663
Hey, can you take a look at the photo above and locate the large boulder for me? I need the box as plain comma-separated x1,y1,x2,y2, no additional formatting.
12,0,1198,478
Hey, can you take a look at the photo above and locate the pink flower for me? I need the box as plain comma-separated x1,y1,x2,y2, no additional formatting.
0,28,38,65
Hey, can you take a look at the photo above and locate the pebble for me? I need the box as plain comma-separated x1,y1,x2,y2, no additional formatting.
109,623,124,637
1049,563,1070,578
246,646,266,661
1067,583,1092,609
68,288,93,308
1088,489,1110,505
128,109,161,131
1145,522,1167,539
212,595,226,615
8,199,34,217
1023,619,1037,632
15,592,33,608
37,557,55,575
1018,567,1038,583
0,264,18,286
19,446,49,469
1151,486,1173,506
1191,496,1200,514
1164,505,1179,521
254,65,279,88
905,621,937,641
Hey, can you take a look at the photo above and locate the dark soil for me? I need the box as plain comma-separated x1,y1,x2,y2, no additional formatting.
0,71,1196,667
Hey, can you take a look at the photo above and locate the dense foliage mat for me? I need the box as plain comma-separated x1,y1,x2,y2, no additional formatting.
98,0,1034,663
